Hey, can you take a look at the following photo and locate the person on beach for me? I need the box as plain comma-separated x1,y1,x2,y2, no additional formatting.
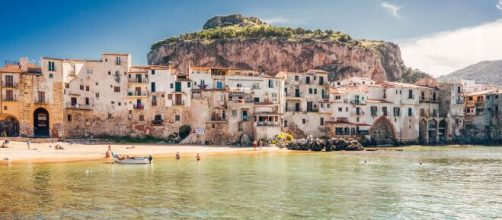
105,144,112,158
196,153,200,161
252,140,257,150
27,139,31,150
176,152,181,160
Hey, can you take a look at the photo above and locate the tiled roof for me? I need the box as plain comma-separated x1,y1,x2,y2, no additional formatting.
0,64,22,73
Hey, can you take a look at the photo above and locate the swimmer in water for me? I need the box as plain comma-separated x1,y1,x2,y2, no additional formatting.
196,153,201,161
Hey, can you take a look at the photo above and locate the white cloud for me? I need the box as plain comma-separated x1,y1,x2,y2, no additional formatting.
262,17,290,25
399,20,502,77
381,2,401,18
497,0,502,12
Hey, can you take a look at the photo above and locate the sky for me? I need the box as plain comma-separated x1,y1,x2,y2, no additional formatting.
1,0,502,77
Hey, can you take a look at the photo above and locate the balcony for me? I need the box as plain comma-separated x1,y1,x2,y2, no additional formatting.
256,121,280,127
350,111,364,116
66,103,92,110
127,91,148,97
350,100,363,105
228,87,252,93
128,78,149,84
151,119,164,125
133,103,144,109
2,82,18,88
2,96,17,102
242,115,249,121
34,99,47,104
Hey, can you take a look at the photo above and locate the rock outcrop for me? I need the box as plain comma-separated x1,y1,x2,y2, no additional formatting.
148,14,407,81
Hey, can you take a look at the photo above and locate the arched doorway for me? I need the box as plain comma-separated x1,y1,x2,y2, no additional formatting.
0,116,19,137
369,116,396,145
419,119,428,144
34,108,50,137
438,120,447,143
428,119,437,144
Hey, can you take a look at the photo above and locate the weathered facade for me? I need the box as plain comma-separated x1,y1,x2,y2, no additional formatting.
2,52,499,145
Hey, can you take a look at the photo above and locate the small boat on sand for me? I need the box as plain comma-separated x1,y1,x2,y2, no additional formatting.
112,153,152,164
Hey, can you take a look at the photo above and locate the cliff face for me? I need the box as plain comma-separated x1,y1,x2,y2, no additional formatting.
147,15,406,81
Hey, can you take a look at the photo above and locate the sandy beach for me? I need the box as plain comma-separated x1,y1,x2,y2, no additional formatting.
0,141,282,164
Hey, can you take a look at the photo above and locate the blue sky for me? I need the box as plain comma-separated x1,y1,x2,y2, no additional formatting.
1,0,502,75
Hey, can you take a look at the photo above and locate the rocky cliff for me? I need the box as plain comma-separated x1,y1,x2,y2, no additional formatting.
148,14,409,81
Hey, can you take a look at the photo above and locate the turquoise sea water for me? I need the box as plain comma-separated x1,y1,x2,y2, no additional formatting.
0,146,501,219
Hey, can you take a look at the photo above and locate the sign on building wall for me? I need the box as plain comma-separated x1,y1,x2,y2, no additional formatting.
195,128,205,135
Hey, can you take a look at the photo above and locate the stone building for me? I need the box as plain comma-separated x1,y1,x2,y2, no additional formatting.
463,89,502,141
0,53,482,146
281,69,330,138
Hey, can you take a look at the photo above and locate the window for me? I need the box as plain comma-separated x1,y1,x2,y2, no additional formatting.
115,57,121,65
309,88,313,94
268,80,274,88
48,61,55,71
408,108,413,116
96,93,100,98
85,97,90,105
319,76,324,85
65,83,69,88
49,73,53,78
151,70,155,75
87,69,93,74
306,76,310,84
80,85,84,90
302,119,306,124
170,83,174,89
294,76,299,81
108,113,112,119
151,82,156,92
408,90,414,99
187,82,191,88
254,97,260,103
67,114,72,121
232,110,237,117
382,107,388,116
139,115,144,121
393,107,400,117
284,120,288,127
320,117,324,126
37,92,45,103
86,86,89,91
371,106,378,117
252,83,260,89
338,107,342,112
152,95,157,106
175,115,181,121
114,86,120,93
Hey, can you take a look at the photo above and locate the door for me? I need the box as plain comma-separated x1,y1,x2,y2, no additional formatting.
175,82,182,92
175,94,182,105
135,74,142,83
295,103,300,112
34,108,49,137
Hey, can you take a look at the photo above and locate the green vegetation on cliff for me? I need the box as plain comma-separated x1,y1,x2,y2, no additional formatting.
151,15,385,51
399,67,433,83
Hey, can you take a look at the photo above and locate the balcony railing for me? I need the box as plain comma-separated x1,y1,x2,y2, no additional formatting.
2,82,18,88
2,96,17,102
127,91,148,97
133,103,144,109
350,100,363,105
256,121,280,127
34,99,47,104
66,103,92,109
128,78,149,84
152,119,164,125
228,87,252,93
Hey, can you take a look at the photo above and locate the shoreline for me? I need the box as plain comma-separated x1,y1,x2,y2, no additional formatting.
0,141,283,164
